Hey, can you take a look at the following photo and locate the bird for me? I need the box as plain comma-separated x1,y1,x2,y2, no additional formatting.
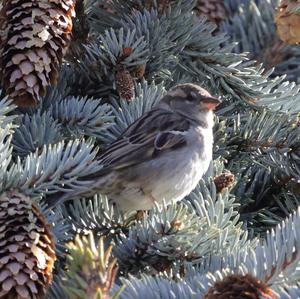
49,83,221,212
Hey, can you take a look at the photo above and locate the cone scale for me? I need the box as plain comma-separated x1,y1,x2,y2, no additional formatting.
0,0,76,107
0,192,56,299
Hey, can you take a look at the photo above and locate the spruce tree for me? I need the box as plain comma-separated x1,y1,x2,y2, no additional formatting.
0,0,300,298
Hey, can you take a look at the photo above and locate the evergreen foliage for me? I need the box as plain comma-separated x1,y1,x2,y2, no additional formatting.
1,0,300,298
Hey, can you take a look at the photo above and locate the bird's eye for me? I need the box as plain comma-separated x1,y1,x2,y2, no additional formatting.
186,91,198,102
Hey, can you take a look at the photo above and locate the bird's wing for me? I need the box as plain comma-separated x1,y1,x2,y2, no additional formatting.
45,109,192,208
92,109,191,175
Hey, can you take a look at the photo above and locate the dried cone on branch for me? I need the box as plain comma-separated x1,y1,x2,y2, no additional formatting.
214,172,235,193
0,0,76,107
275,0,300,44
194,0,227,25
144,0,171,15
255,38,288,71
131,64,146,79
204,274,276,299
0,191,56,299
115,66,135,102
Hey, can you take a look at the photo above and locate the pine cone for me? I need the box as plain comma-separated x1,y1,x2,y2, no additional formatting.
275,0,300,44
255,39,287,71
134,0,171,15
214,172,235,193
204,274,276,299
63,233,122,299
115,67,135,101
0,0,76,107
194,0,227,24
131,64,146,79
0,191,56,299
117,47,146,81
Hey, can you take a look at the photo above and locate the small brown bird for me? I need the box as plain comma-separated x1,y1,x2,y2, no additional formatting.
50,83,221,212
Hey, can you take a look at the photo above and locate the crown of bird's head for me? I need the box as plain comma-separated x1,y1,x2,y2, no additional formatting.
158,83,221,126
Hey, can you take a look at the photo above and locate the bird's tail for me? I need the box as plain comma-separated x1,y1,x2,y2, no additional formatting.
44,190,80,211
44,171,111,210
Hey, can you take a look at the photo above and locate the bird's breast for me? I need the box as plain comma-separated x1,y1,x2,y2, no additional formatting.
150,126,213,202
108,126,214,211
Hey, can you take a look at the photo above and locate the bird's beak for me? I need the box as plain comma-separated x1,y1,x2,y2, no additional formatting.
201,97,221,110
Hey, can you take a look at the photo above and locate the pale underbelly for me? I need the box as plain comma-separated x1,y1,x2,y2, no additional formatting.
110,149,211,211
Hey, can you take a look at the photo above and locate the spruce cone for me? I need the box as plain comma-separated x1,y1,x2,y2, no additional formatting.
115,66,135,101
117,47,146,80
144,0,171,15
275,0,300,44
0,191,56,299
214,172,235,193
194,0,227,25
255,39,287,71
204,274,276,299
0,0,76,107
63,233,122,299
131,64,146,79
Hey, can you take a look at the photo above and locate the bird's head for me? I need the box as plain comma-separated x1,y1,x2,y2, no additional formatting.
158,83,221,127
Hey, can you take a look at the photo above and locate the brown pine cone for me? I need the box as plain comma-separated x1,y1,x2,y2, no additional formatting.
194,0,227,25
254,38,287,71
115,66,135,101
0,0,76,107
204,274,276,299
0,191,56,298
275,0,300,44
130,64,146,79
214,172,235,193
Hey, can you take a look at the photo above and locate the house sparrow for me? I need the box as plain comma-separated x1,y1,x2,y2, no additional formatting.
50,83,221,212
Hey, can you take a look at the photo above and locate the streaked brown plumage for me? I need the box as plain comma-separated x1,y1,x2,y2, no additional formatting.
48,83,221,212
